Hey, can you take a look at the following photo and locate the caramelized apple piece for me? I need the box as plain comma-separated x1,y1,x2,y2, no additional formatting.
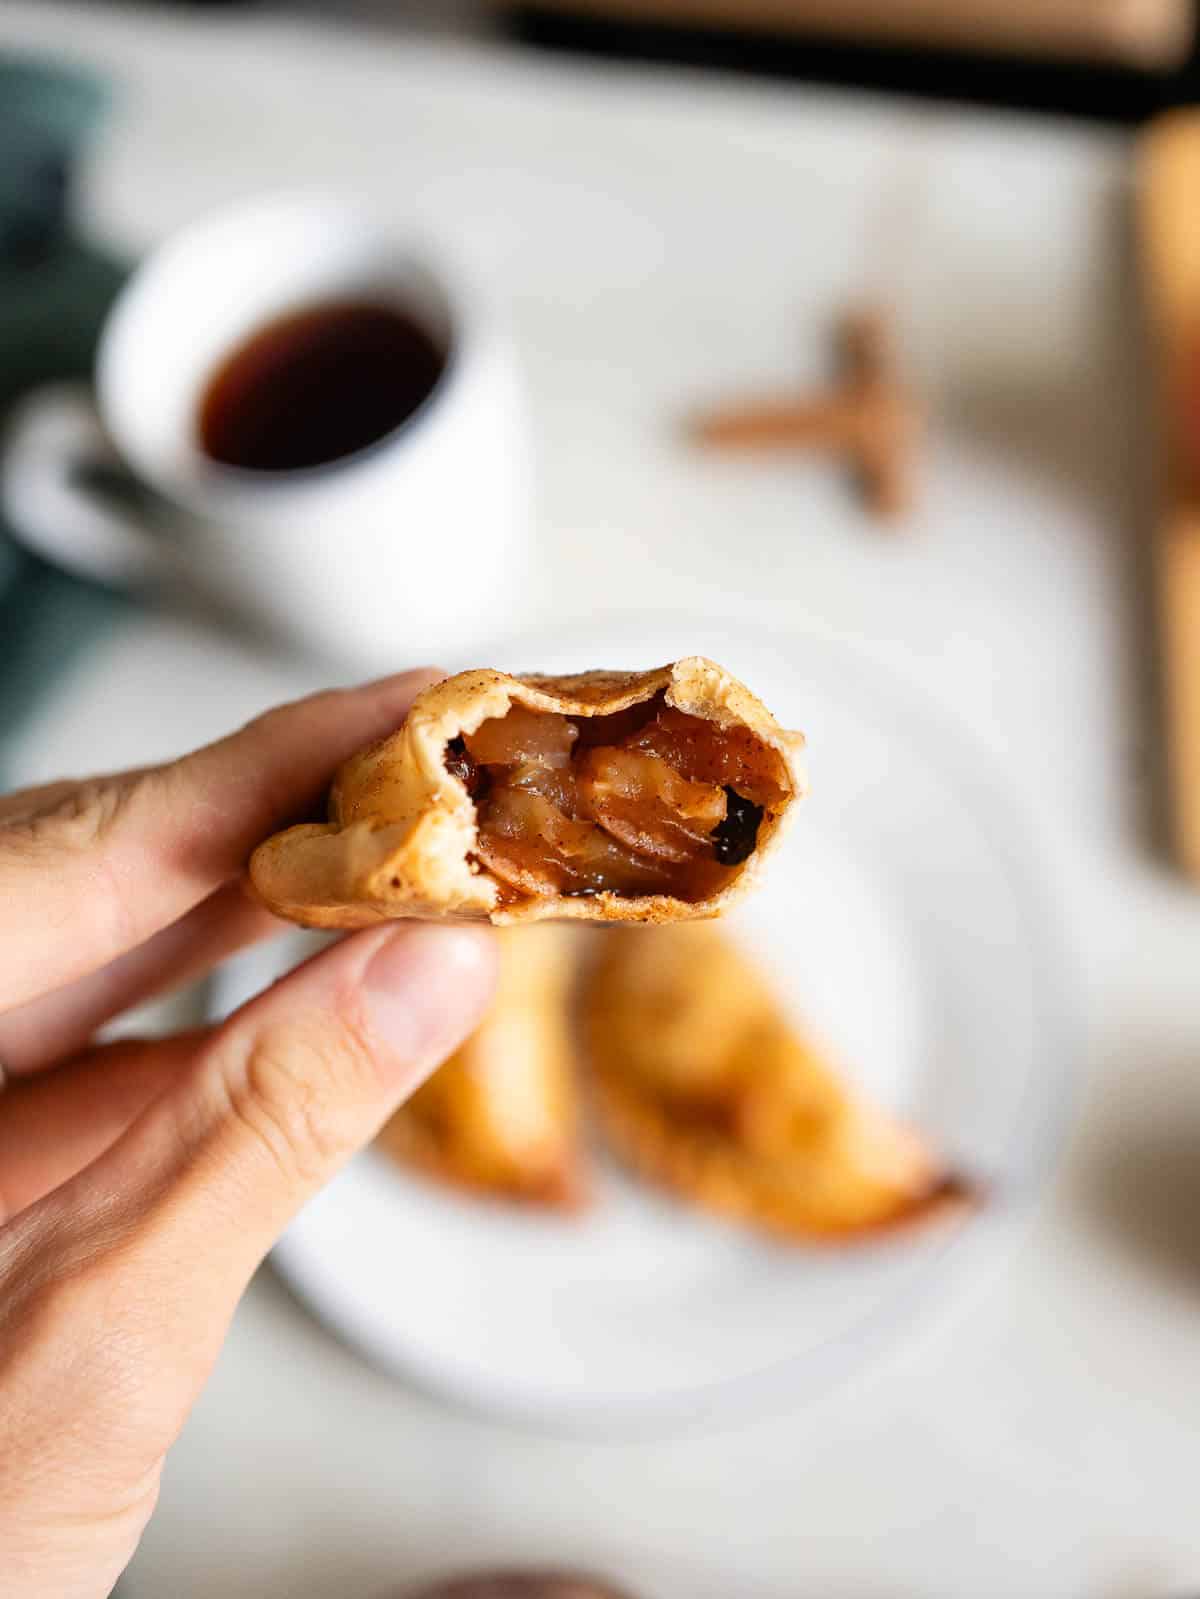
460,698,776,903
475,786,591,895
504,760,576,815
576,747,726,863
465,708,577,768
627,706,787,806
476,785,680,897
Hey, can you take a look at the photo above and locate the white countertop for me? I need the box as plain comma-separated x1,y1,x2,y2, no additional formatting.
4,5,1200,1596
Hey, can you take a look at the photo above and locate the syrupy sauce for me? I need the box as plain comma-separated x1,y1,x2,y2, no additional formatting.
450,694,785,904
198,300,446,472
445,737,489,801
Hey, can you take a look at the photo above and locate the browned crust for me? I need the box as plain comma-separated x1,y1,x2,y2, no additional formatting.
374,1113,586,1210
249,658,805,928
374,926,586,1209
582,925,977,1245
590,1068,976,1244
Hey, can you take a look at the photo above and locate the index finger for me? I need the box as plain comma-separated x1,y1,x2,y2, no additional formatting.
0,668,439,1013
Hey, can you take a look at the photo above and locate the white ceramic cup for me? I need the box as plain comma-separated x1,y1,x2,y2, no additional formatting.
0,193,528,664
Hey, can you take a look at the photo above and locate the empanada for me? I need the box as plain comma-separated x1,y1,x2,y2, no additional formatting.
250,658,804,926
584,925,971,1242
375,925,582,1206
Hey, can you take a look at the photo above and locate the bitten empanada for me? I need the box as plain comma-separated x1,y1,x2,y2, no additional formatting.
375,926,582,1207
584,925,971,1242
250,658,804,927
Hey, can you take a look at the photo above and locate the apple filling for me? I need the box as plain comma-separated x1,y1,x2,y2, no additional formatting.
445,692,788,902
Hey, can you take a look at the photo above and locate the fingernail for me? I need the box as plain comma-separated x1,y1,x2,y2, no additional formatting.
361,925,495,1080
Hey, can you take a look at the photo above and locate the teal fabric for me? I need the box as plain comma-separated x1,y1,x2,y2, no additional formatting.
0,56,131,781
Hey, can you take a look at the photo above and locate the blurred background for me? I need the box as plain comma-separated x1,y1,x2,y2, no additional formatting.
3,2,1200,1598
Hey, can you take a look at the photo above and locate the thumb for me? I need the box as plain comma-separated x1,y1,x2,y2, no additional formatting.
0,922,494,1599
130,921,497,1291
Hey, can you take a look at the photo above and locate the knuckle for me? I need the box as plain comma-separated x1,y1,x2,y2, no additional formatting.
219,1018,378,1191
0,770,160,950
4,775,129,854
0,1200,135,1358
0,1232,175,1509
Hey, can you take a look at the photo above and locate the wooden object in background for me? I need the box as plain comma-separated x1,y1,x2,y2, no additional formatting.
502,0,1194,68
1139,111,1200,880
689,308,919,521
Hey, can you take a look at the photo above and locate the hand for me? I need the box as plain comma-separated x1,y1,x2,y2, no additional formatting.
0,671,497,1599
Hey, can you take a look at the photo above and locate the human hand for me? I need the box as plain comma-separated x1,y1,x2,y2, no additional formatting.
0,671,496,1599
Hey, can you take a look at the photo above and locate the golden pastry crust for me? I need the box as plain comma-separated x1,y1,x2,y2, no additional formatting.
375,926,583,1207
249,658,805,928
584,925,973,1243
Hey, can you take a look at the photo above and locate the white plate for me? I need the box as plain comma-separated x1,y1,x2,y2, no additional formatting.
210,621,1075,1431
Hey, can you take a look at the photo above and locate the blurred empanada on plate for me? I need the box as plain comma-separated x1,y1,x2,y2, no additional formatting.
584,925,973,1242
376,925,583,1208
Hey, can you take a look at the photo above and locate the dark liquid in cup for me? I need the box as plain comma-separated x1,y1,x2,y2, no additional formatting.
197,300,446,472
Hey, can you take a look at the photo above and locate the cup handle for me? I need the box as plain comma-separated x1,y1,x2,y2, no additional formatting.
1,382,180,589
